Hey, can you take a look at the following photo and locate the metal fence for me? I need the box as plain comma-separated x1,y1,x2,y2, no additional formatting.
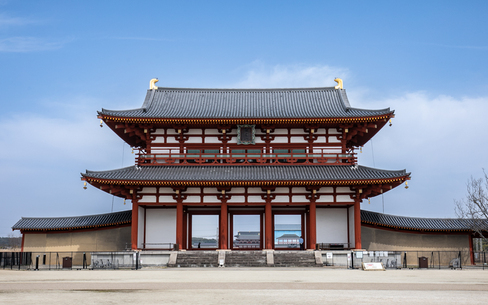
1,250,487,270
347,250,488,270
0,251,141,270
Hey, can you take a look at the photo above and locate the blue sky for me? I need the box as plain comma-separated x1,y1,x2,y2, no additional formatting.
1,0,488,236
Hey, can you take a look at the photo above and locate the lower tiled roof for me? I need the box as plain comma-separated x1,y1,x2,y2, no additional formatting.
13,209,484,233
361,210,488,232
82,165,408,183
12,210,131,231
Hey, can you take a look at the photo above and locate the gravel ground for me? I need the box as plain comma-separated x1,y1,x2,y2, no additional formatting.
1,268,487,304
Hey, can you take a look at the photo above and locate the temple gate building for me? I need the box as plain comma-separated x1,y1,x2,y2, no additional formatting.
80,78,410,251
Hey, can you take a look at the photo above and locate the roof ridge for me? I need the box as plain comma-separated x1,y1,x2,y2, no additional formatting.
151,86,338,92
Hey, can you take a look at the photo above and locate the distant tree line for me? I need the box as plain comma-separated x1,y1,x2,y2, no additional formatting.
0,236,22,249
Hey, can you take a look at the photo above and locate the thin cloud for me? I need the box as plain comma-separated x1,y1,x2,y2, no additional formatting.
111,36,173,42
0,37,70,52
0,13,34,28
428,43,488,51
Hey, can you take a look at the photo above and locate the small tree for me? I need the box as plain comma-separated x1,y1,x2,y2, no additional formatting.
455,170,488,244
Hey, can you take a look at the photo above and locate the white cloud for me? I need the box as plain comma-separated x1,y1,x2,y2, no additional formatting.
0,37,69,52
357,92,488,217
0,13,33,28
234,62,349,88
232,62,488,218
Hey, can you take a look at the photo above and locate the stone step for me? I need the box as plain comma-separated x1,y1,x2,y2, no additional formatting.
225,251,267,267
273,251,321,267
167,250,322,268
169,251,219,268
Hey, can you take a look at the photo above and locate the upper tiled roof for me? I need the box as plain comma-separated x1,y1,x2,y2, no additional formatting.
99,87,392,119
12,210,131,231
361,210,488,232
82,165,408,183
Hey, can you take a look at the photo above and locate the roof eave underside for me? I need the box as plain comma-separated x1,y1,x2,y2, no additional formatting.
81,165,410,186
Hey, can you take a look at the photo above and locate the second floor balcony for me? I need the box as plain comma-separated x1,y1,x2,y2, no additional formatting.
136,148,357,166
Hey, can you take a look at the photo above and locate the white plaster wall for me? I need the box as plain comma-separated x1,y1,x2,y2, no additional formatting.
185,137,203,143
228,187,245,194
273,137,288,143
290,136,307,143
274,129,288,135
140,187,157,194
336,195,354,202
317,136,327,143
316,195,334,203
185,195,202,203
248,195,266,203
328,128,341,134
227,196,246,203
348,206,355,247
328,136,341,143
159,195,175,203
248,187,262,194
153,136,165,143
186,187,201,193
139,195,157,203
187,129,203,135
275,187,289,193
274,195,290,203
203,196,220,203
316,208,348,244
319,187,334,193
336,187,353,193
166,138,179,143
153,128,165,135
204,137,221,143
145,208,176,248
205,129,220,135
291,195,308,203
138,206,144,248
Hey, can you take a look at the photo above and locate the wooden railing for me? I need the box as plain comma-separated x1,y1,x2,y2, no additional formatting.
136,151,356,166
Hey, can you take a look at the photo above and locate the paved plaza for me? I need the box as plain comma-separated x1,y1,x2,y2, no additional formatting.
1,268,487,304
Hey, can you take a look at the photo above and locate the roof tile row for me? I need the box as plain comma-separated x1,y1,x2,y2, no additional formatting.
99,87,392,119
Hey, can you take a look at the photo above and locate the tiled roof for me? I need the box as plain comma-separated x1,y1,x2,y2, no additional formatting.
83,165,408,183
361,210,488,232
99,87,392,119
13,209,485,233
12,210,131,231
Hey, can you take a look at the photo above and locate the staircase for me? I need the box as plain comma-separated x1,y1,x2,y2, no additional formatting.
273,251,321,267
167,250,322,268
169,251,219,268
225,251,267,267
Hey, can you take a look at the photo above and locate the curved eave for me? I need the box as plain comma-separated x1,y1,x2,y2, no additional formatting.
361,221,473,233
82,176,409,187
16,221,131,232
98,113,394,126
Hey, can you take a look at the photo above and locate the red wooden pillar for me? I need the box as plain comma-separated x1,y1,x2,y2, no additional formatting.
469,234,474,265
308,202,317,249
220,202,228,249
131,201,139,250
176,201,183,250
265,202,273,249
354,200,362,249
